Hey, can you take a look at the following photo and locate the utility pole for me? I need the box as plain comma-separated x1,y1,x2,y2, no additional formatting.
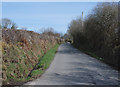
82,11,84,27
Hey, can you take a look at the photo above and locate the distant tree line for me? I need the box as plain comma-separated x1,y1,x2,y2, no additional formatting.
68,2,120,69
42,27,60,37
1,18,63,37
1,18,64,44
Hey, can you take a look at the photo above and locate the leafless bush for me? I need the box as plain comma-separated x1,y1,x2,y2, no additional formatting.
2,18,17,29
68,2,119,68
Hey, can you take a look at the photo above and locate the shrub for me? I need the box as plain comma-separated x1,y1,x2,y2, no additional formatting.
68,2,119,69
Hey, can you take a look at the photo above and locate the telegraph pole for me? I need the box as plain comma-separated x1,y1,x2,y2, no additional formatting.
82,11,84,27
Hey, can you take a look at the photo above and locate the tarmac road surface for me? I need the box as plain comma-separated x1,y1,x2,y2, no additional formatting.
25,43,120,85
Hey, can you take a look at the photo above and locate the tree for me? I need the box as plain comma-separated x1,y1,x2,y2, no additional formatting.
68,18,86,46
2,18,12,29
2,18,17,29
42,27,55,36
67,2,119,67
11,22,17,29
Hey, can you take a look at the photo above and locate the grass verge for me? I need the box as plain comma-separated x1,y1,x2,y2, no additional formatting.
73,44,103,61
72,44,120,71
29,44,59,79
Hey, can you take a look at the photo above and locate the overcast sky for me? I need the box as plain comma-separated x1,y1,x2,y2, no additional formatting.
2,2,98,34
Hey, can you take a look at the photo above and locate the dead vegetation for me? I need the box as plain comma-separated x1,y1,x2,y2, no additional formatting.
2,29,61,85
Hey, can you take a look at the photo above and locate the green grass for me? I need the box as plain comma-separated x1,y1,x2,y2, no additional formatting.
85,51,103,61
30,44,59,78
73,44,103,61
3,43,59,85
31,69,43,77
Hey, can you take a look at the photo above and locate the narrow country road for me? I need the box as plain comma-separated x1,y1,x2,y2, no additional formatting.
25,43,120,85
